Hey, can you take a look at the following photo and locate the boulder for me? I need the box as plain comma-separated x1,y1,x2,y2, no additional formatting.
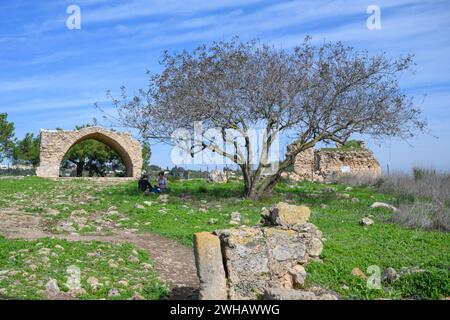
193,232,228,300
208,170,227,184
370,202,398,212
264,202,310,227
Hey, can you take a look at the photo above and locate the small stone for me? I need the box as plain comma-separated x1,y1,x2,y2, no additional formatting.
143,201,152,207
108,288,120,298
43,208,59,216
351,267,367,280
128,292,145,300
289,265,307,287
340,284,349,290
45,279,60,294
141,263,153,270
117,280,129,287
229,211,241,224
68,288,86,297
360,217,374,226
208,218,218,225
351,198,360,203
308,238,323,258
382,267,399,283
128,255,139,263
320,204,329,209
158,194,169,203
87,276,100,290
134,204,145,210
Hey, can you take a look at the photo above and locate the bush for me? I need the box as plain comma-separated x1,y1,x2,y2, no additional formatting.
395,202,449,231
393,269,450,300
0,168,36,176
335,168,450,231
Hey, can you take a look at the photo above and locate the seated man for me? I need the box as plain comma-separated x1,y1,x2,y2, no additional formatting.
138,174,152,192
156,171,168,192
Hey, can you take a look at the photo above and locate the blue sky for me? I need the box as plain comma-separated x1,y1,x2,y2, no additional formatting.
1,0,449,171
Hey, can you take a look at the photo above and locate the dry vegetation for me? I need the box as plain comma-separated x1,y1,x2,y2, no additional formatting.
336,168,450,231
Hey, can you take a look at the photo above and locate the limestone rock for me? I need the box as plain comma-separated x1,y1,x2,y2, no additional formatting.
158,194,169,203
45,279,60,294
360,217,374,226
87,276,100,290
382,267,399,283
208,170,227,184
307,237,323,258
193,232,227,300
265,202,310,227
229,211,241,225
43,208,59,216
288,265,307,287
208,218,218,225
370,202,398,212
108,288,120,298
351,267,367,280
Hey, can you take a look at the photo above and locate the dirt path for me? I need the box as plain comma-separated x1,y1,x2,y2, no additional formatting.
0,208,199,300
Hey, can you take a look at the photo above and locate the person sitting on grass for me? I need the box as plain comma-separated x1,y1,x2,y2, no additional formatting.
156,171,168,192
138,174,152,192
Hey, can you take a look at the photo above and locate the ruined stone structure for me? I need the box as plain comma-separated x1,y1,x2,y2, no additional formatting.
36,126,143,178
287,142,381,182
194,203,337,300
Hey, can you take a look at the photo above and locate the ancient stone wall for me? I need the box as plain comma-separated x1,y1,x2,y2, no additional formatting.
36,126,143,178
194,203,336,300
287,143,381,182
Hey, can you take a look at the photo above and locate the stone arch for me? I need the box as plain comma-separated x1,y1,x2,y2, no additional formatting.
36,126,143,178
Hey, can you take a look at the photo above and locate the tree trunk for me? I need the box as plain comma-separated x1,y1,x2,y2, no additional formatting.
76,161,84,177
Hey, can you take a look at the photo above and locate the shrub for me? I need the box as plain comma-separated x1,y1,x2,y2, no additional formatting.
392,269,450,300
335,168,450,231
395,202,449,231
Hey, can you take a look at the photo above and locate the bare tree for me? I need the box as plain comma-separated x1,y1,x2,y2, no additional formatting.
105,37,426,199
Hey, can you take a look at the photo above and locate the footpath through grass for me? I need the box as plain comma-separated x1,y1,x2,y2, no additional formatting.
0,176,449,299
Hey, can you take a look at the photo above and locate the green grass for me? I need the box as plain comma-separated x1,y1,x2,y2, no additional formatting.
0,236,168,300
0,176,449,300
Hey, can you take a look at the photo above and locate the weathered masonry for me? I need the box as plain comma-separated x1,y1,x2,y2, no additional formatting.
36,126,143,178
285,141,381,182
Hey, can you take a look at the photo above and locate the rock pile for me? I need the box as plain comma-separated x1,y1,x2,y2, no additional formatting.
207,170,228,184
194,202,335,300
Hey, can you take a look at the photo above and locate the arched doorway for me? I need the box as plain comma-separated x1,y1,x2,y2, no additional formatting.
36,127,143,178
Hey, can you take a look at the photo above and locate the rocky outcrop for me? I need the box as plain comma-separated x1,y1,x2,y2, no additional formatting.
194,202,328,300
